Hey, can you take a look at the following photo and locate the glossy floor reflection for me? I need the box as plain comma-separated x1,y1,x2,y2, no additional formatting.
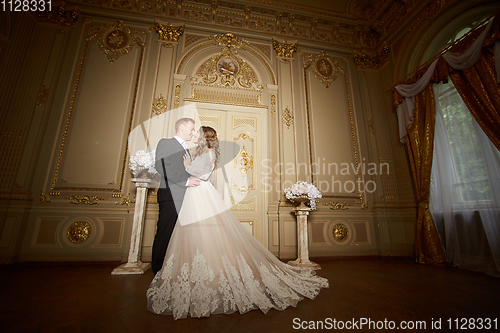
1,258,499,332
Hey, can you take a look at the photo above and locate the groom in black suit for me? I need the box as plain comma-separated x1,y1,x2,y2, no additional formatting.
151,117,200,275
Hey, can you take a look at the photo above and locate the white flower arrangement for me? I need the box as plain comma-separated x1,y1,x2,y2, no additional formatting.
129,150,157,176
284,180,322,210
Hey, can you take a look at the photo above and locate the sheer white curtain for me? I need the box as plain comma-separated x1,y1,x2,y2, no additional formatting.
430,80,500,277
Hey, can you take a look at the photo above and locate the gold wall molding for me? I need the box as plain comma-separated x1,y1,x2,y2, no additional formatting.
93,20,145,63
152,93,168,115
368,117,375,135
38,192,51,204
270,94,276,117
281,106,294,129
154,21,184,44
116,194,131,206
303,50,341,88
66,195,107,205
272,39,297,58
173,84,181,109
36,85,49,108
326,202,351,210
32,6,79,28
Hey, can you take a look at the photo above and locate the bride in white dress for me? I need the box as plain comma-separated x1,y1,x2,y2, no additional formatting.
147,126,328,319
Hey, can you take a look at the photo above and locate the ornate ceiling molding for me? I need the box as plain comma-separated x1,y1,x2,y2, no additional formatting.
353,44,390,70
32,6,79,28
66,0,455,53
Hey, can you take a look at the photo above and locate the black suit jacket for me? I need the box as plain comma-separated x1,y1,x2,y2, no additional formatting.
155,138,191,204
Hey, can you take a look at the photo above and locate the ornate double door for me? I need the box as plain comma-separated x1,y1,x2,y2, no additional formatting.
192,103,267,246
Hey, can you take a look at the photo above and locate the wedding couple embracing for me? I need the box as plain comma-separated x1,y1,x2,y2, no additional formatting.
147,117,328,320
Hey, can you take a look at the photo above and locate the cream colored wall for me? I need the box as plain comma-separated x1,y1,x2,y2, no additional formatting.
0,5,429,263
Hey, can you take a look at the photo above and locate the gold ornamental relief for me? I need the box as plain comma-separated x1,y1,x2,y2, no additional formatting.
195,48,259,89
91,20,145,63
152,93,168,115
272,39,297,59
234,145,254,174
304,51,342,88
154,22,184,43
209,33,249,50
332,223,349,242
67,221,92,244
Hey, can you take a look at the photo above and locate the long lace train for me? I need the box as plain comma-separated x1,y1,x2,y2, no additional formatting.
147,208,329,319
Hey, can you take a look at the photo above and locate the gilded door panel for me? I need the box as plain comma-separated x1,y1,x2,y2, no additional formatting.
194,106,265,245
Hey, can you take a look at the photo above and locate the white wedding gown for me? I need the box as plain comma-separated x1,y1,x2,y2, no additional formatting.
146,151,329,319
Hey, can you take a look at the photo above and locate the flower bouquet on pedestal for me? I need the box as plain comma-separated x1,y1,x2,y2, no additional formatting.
284,180,322,210
129,150,158,179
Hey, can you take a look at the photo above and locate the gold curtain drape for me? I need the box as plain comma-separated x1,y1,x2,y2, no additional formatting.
446,49,500,152
405,84,447,265
393,14,500,266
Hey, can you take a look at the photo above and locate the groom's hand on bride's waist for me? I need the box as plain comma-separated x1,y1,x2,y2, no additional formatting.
187,177,201,187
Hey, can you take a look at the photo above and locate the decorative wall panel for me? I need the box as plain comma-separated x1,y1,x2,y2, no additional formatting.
51,21,145,193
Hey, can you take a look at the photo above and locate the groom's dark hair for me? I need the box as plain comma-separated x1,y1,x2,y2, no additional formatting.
174,117,195,132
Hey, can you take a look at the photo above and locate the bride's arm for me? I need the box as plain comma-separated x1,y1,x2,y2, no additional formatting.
185,152,214,180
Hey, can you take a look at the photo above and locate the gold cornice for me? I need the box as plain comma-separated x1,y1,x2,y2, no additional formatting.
353,44,390,70
32,6,79,28
68,0,450,52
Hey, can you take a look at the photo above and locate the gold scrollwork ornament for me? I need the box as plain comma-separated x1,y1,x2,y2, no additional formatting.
234,146,254,174
152,93,168,115
281,106,294,129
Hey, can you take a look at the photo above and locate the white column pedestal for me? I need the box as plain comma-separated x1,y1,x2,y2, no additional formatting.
112,178,152,275
288,205,321,270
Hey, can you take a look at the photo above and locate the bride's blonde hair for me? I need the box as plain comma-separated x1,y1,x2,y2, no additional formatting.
194,126,220,166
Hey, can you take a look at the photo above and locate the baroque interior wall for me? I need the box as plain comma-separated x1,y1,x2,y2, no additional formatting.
1,0,492,263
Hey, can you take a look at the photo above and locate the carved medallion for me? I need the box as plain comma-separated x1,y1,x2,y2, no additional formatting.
304,51,342,88
332,223,349,242
94,21,145,63
67,221,92,244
